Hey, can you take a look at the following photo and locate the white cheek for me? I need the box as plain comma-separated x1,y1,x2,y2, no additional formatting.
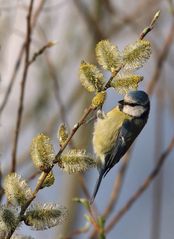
123,105,145,117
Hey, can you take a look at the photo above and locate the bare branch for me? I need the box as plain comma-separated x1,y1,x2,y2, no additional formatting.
28,41,56,65
11,0,34,172
147,20,174,95
105,137,174,233
0,0,45,114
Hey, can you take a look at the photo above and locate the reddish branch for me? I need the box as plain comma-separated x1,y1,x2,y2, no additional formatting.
147,19,174,95
11,0,34,173
0,1,45,114
105,137,174,233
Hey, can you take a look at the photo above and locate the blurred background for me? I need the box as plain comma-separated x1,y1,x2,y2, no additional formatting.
0,0,174,238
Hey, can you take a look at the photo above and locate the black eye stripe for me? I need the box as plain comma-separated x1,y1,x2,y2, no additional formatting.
124,102,139,106
124,101,149,107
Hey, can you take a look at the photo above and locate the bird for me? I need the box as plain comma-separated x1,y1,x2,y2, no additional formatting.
90,90,150,203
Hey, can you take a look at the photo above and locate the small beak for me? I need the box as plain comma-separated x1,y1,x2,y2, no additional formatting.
118,100,124,106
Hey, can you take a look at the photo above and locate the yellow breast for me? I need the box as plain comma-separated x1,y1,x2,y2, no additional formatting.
93,107,131,162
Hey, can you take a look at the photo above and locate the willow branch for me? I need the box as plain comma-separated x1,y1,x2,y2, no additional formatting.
7,103,95,237
105,10,160,90
139,10,160,40
54,106,94,162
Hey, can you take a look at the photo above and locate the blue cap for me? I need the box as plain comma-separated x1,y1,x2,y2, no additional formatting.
124,90,149,105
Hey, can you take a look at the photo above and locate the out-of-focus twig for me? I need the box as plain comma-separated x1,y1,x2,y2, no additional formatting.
65,223,90,239
108,0,160,37
105,10,160,90
147,19,174,95
105,137,174,233
3,84,84,177
28,41,56,65
0,164,4,202
0,0,45,114
26,170,40,182
73,0,106,41
11,0,34,172
151,86,164,239
36,25,71,134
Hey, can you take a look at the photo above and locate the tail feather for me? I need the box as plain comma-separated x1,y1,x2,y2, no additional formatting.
90,170,104,204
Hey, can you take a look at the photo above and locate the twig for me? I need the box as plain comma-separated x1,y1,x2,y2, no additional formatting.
0,45,25,114
104,65,123,90
0,164,4,202
105,10,160,90
0,0,45,115
11,0,34,173
108,0,159,37
26,170,40,182
7,104,95,237
147,19,174,95
105,137,174,233
54,106,94,162
139,10,160,40
73,0,106,41
36,26,71,128
28,41,56,65
65,223,90,239
150,86,164,239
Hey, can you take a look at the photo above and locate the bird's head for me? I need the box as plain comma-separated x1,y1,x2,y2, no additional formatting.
118,90,150,118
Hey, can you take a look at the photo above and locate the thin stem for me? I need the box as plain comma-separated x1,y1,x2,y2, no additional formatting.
147,19,174,95
104,10,160,90
7,105,94,237
105,137,174,233
28,41,56,65
54,106,94,163
150,87,164,239
0,0,45,115
139,10,160,40
11,0,34,173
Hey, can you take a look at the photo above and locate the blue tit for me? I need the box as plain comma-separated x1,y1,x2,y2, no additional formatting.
91,90,150,203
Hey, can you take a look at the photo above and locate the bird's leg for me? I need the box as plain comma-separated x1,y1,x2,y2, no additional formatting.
83,110,106,125
97,110,106,119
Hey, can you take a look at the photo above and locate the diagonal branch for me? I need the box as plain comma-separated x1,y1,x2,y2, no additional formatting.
105,137,174,233
147,19,174,95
